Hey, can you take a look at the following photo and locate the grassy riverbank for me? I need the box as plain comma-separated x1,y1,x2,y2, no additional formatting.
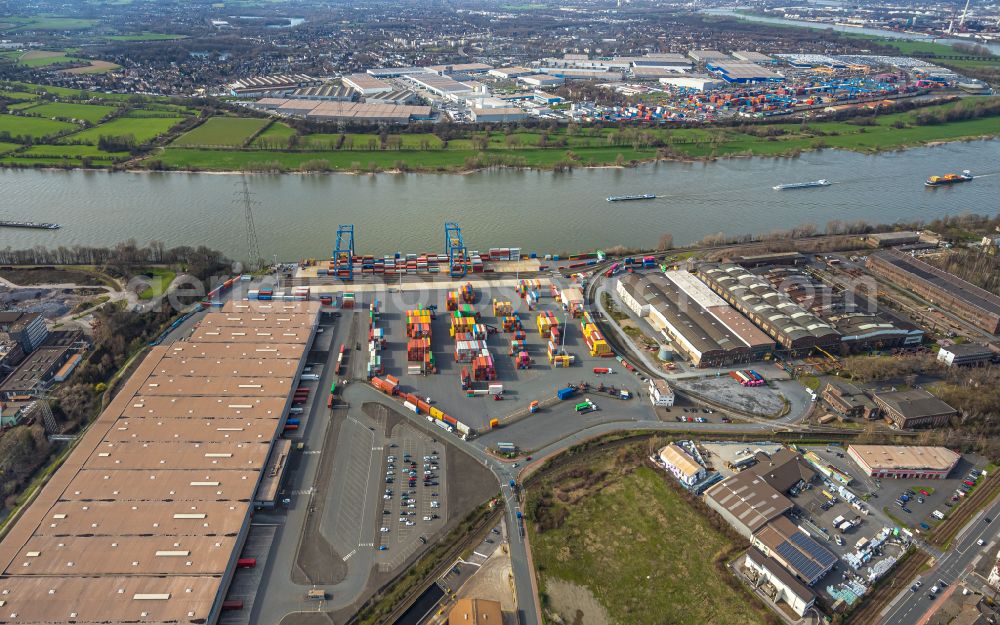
1,79,997,173
141,98,1000,173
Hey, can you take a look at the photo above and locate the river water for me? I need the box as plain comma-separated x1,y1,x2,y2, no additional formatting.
704,9,1000,55
1,140,997,261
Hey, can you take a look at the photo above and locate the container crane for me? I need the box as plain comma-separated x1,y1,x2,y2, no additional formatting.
444,222,468,278
333,224,355,280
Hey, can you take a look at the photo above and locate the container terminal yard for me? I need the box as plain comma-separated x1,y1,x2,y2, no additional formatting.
1,221,998,625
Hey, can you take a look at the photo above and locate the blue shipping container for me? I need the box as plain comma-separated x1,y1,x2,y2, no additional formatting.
557,387,576,400
286,418,300,426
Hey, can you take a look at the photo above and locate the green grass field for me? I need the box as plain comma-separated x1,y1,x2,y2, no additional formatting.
15,51,77,68
3,16,97,31
60,116,185,145
0,142,21,155
171,117,269,147
137,268,176,300
529,459,766,625
251,121,297,147
0,113,77,141
20,144,127,161
0,89,41,101
26,102,116,124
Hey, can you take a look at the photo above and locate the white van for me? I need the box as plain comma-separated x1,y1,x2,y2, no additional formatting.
932,510,945,520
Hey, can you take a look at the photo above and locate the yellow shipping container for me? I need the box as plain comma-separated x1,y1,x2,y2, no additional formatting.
430,407,444,419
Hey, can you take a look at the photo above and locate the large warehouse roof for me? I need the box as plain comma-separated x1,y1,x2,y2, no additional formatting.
0,298,319,624
847,445,961,472
705,470,792,534
754,516,836,583
697,264,840,347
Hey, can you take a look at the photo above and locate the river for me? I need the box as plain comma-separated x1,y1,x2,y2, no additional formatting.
705,9,1000,55
1,140,998,261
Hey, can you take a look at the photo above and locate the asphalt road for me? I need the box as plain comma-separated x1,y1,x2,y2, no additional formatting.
879,497,1000,625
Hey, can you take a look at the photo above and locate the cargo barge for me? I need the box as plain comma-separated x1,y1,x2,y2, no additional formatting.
0,220,61,230
925,170,973,187
606,194,656,202
772,179,830,190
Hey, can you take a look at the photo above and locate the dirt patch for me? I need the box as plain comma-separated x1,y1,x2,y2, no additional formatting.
0,267,112,287
61,60,119,74
458,549,516,613
291,407,347,585
675,376,785,416
544,578,612,625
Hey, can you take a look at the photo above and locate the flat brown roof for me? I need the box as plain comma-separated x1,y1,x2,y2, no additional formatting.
198,311,316,329
105,417,280,444
84,441,272,470
59,469,259,502
122,395,288,419
37,500,247,537
0,575,221,624
188,326,313,344
0,303,318,623
164,341,306,359
6,535,237,576
152,356,301,378
223,300,322,314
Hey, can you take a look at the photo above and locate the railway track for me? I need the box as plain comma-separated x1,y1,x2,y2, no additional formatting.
929,474,1000,548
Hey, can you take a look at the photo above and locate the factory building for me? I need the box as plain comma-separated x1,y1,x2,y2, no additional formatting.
696,264,841,353
342,73,394,95
630,67,688,80
937,343,995,367
469,107,529,122
658,75,726,91
428,62,492,75
616,272,774,368
732,51,777,64
705,470,793,539
688,50,730,62
628,53,691,68
286,84,355,101
706,62,784,83
751,516,837,586
488,66,536,79
648,378,675,407
253,98,431,124
0,299,321,624
366,66,431,78
744,548,817,618
519,74,564,88
821,381,875,419
0,311,49,354
864,231,921,248
657,443,706,487
829,313,924,350
228,74,321,97
365,89,420,106
866,250,1000,334
847,445,960,479
405,73,477,97
871,388,957,429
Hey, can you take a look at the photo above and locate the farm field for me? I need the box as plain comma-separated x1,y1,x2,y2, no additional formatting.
2,16,97,31
25,102,117,124
16,51,76,67
527,448,768,625
0,89,41,101
62,60,120,75
171,117,269,147
60,116,186,145
105,33,187,41
0,114,77,141
0,142,21,154
251,121,297,147
19,144,128,161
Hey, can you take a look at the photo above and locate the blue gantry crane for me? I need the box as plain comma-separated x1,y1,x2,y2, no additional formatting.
333,224,355,280
444,222,468,278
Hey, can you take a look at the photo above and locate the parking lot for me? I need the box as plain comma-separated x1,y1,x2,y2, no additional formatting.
803,446,989,536
375,421,448,570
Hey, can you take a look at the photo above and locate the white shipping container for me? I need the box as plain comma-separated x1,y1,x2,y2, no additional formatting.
455,421,470,435
403,401,419,414
488,384,503,395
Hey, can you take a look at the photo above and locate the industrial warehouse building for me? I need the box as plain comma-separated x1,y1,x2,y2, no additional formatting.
657,443,706,487
697,264,841,353
821,380,875,419
744,547,816,617
872,388,958,429
0,299,320,624
470,107,529,122
937,343,995,367
751,516,837,586
617,271,774,368
749,448,816,494
706,62,784,83
704,470,793,538
252,98,432,124
847,445,961,479
228,74,321,97
658,75,727,91
866,250,1000,334
342,73,393,95
733,51,777,64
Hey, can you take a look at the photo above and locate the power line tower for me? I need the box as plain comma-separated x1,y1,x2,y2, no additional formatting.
236,175,264,271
